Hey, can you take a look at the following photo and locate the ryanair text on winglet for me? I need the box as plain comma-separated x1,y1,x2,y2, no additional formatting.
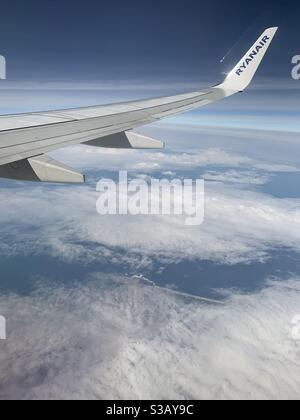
235,35,270,76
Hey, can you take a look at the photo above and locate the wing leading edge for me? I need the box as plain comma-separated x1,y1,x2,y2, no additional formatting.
0,27,278,183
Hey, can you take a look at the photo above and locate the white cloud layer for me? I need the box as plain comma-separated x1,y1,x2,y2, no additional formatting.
203,170,270,185
0,276,300,400
0,122,299,400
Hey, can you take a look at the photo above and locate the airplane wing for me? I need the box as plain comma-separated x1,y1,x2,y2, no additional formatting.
0,27,278,183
